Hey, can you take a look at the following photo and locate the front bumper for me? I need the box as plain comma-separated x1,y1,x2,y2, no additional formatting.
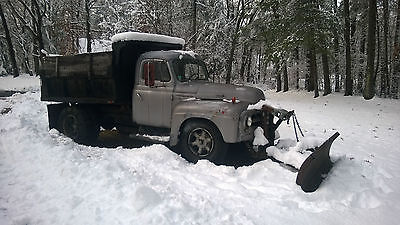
237,104,293,143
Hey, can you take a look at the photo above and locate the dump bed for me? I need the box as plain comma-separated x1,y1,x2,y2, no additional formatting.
40,52,117,103
40,32,185,104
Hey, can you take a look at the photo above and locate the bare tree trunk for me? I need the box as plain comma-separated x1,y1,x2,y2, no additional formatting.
283,60,288,92
257,47,262,82
357,37,366,94
363,0,377,100
276,62,281,92
322,52,331,96
32,0,45,74
0,2,19,77
226,37,237,84
344,0,353,96
225,0,245,84
381,0,389,97
309,46,319,98
375,15,380,91
306,49,317,92
246,46,253,83
391,0,400,99
239,44,248,81
85,0,92,53
192,0,197,49
294,47,300,89
333,0,340,92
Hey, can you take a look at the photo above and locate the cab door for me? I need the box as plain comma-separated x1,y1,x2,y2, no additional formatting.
133,59,173,128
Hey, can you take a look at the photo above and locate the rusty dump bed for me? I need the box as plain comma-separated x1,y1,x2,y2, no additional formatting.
40,52,117,104
39,40,183,104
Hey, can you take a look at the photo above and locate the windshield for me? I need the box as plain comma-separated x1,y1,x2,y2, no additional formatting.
172,59,209,82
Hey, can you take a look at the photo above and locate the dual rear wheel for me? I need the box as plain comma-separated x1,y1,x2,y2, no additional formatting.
57,106,99,143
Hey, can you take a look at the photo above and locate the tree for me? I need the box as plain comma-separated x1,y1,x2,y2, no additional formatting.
363,0,377,100
225,0,249,84
84,0,96,53
275,62,281,92
392,0,400,99
293,47,300,89
192,0,197,49
333,0,340,92
283,60,289,92
0,2,19,77
322,51,331,95
380,0,390,97
309,46,319,97
7,0,48,73
344,0,353,96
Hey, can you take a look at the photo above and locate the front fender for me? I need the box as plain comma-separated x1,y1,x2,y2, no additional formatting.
169,100,247,146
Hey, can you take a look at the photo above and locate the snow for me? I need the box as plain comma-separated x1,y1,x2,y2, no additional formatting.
78,38,112,53
0,74,40,92
131,134,170,142
265,135,323,169
247,99,279,110
172,50,197,59
111,32,185,46
1,82,400,224
253,127,269,146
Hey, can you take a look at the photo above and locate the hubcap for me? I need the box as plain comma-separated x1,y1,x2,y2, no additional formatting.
188,128,214,157
63,115,78,138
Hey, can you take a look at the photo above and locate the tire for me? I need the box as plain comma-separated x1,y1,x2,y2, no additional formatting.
57,106,99,143
179,120,227,164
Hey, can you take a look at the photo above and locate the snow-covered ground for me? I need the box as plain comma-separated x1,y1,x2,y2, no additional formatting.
0,74,40,92
0,75,400,225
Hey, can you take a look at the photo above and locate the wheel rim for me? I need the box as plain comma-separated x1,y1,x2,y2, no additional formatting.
188,128,214,157
63,114,79,138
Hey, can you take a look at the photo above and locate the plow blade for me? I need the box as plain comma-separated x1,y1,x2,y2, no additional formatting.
296,132,340,192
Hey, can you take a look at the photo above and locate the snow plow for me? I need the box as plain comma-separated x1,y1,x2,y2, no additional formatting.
248,104,340,193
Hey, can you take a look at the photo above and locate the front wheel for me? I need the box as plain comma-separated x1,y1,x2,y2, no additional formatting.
179,121,227,164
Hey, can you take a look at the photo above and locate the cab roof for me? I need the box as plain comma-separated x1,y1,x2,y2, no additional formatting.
140,50,200,61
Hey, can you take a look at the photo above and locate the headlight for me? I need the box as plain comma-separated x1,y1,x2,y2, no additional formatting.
246,116,252,127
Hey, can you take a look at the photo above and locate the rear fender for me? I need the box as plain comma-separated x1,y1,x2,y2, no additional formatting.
47,103,67,130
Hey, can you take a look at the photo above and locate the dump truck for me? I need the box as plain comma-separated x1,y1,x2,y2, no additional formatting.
39,32,339,192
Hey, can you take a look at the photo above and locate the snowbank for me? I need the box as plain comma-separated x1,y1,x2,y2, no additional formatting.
0,89,399,225
0,74,40,92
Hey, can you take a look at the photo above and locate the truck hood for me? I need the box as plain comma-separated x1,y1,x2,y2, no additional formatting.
175,82,265,104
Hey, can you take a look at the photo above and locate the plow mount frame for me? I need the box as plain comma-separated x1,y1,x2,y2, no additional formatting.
251,105,340,193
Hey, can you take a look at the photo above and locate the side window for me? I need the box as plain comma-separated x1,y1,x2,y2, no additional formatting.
142,62,155,86
158,62,171,82
142,60,171,86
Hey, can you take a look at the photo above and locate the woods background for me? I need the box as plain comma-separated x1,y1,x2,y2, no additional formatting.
0,0,399,99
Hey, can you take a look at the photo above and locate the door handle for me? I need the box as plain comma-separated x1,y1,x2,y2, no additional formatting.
136,93,142,101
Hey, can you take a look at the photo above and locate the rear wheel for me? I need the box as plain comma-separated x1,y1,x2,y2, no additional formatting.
58,106,99,143
179,120,227,164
